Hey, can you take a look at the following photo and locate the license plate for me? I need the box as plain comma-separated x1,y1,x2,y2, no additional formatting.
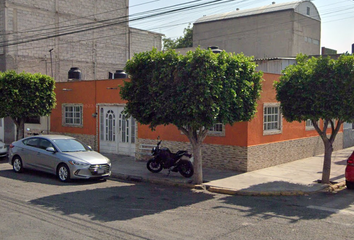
97,169,104,174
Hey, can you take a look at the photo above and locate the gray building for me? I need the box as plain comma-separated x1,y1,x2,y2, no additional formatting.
0,0,163,144
193,1,321,58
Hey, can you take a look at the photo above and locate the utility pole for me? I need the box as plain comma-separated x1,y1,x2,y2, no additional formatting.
47,48,54,135
49,49,54,78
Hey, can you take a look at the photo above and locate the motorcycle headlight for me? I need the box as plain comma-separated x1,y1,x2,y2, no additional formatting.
68,160,90,166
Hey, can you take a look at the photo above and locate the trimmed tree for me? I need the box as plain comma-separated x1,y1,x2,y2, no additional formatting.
274,54,354,184
163,24,193,51
120,47,263,184
0,70,56,140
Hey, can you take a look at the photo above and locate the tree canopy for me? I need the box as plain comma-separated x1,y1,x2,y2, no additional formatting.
0,70,56,139
274,54,354,183
121,47,262,184
163,25,193,51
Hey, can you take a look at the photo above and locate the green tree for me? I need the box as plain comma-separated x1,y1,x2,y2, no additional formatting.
163,25,193,51
120,47,262,184
274,54,354,184
0,70,56,140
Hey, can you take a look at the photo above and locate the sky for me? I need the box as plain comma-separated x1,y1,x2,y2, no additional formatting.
129,0,354,54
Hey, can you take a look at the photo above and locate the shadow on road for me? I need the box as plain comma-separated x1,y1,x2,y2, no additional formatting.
29,183,214,222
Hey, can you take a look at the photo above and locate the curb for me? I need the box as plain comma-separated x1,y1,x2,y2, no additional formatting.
111,172,197,189
204,186,317,196
110,172,347,196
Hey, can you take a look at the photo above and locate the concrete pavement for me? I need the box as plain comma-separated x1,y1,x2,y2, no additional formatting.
103,146,353,196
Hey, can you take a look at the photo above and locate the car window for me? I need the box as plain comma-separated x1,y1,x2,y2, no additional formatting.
23,138,39,148
38,139,54,150
52,139,89,152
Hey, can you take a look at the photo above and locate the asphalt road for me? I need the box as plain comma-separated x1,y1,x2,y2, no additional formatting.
1,157,354,240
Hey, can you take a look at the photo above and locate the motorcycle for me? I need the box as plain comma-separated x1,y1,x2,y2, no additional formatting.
147,141,194,178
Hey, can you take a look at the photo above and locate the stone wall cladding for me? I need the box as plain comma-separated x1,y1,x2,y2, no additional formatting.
247,133,343,171
137,133,344,172
50,132,96,150
136,139,248,172
344,129,354,148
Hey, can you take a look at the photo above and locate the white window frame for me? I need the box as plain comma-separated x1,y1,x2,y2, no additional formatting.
263,103,282,135
208,123,225,136
62,104,83,127
305,119,317,131
181,123,225,137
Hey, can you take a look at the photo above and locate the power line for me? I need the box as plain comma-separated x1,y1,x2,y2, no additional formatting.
0,0,236,48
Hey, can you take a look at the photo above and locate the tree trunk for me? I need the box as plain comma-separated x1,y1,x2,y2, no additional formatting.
13,117,25,140
179,127,207,185
312,120,342,185
322,140,333,184
191,141,203,184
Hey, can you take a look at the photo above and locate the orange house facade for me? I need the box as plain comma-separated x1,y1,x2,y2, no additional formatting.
51,79,136,157
51,73,343,172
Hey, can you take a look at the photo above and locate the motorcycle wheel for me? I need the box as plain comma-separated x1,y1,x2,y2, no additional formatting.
147,158,163,173
178,160,194,178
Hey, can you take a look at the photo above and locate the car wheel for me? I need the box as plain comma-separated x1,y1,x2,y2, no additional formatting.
57,164,70,182
346,180,354,190
12,156,23,173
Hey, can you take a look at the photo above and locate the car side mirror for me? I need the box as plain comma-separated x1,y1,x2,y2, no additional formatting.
46,147,56,153
87,145,93,150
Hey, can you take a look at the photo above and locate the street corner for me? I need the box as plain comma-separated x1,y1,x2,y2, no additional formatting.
204,185,321,196
325,181,347,192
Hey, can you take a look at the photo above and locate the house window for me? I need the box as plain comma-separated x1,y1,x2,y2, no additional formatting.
263,103,282,135
182,123,225,136
208,123,225,136
306,119,319,130
63,104,83,127
25,116,40,124
209,123,223,132
307,7,310,15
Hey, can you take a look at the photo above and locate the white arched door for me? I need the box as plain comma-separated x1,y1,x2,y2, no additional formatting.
99,106,135,156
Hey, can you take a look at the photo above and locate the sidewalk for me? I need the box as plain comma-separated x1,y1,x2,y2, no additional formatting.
103,146,353,196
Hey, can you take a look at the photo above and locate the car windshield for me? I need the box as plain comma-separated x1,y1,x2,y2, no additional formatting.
52,139,89,152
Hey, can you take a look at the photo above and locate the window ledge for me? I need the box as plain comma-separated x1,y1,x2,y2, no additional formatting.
263,130,282,136
62,124,83,128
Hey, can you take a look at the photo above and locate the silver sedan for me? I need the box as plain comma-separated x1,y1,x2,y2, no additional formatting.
0,141,7,158
8,135,111,182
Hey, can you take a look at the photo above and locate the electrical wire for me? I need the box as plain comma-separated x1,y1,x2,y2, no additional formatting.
0,0,237,48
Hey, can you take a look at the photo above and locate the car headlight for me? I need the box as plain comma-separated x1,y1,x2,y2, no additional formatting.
68,160,90,166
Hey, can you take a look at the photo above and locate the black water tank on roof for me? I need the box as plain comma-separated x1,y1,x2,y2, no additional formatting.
68,67,82,80
208,46,222,54
114,70,127,79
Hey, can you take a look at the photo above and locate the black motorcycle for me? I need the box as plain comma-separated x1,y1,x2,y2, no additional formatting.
147,141,194,178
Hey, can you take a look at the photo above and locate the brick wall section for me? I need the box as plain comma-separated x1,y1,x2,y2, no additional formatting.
137,133,343,172
2,1,162,82
130,28,163,57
